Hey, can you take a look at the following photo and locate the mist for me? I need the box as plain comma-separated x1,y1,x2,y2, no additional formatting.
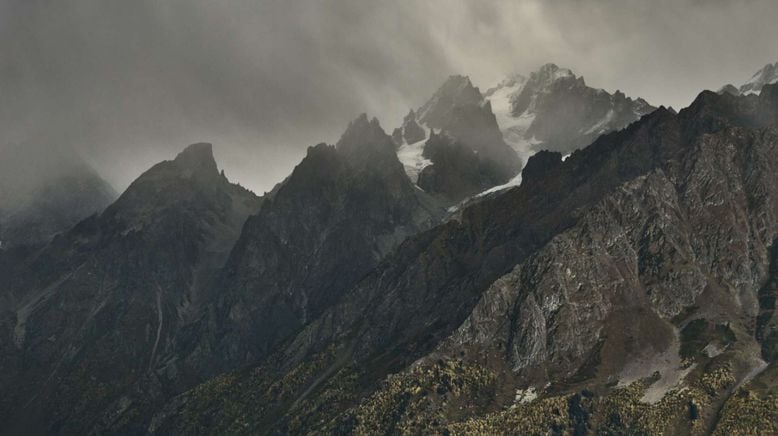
2,0,777,194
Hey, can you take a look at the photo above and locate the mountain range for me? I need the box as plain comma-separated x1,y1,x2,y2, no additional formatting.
2,63,778,435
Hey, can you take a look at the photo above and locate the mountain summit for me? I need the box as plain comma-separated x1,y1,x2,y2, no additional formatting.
394,75,522,202
719,61,778,96
172,142,220,179
485,63,655,162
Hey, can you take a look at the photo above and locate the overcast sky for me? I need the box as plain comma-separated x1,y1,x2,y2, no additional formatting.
2,0,777,194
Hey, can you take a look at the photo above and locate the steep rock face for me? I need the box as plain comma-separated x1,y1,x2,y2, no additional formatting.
0,143,261,435
0,142,116,248
486,63,655,163
201,115,445,374
154,86,778,434
395,75,521,201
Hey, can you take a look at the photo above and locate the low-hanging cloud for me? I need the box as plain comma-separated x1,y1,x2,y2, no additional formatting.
2,0,777,193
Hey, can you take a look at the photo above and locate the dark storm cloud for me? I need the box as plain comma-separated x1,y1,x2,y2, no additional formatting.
2,0,777,193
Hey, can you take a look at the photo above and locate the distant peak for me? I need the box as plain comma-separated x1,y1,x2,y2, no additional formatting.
417,74,484,128
434,75,479,97
336,114,395,160
539,62,561,72
339,114,383,140
739,61,778,94
531,63,575,82
443,74,471,85
174,142,219,176
352,112,370,125
718,84,739,96
750,61,778,79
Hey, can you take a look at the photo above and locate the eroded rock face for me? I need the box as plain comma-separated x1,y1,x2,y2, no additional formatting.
153,85,778,434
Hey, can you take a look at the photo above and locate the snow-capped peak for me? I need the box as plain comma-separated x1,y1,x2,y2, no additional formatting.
739,62,778,95
485,62,654,171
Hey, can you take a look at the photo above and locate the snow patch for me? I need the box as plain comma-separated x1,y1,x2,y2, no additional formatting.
396,127,432,184
476,173,522,198
513,386,539,405
584,109,615,135
702,342,725,358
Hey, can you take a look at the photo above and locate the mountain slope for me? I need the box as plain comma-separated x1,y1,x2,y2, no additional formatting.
0,143,261,435
153,86,778,434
